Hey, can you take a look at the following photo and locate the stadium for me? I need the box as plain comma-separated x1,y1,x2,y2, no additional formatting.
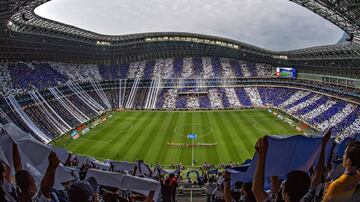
0,0,360,201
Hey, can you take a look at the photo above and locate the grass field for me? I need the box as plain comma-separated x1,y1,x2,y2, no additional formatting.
53,109,302,166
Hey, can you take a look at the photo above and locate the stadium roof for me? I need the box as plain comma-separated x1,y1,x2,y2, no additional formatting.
33,0,343,50
0,0,359,69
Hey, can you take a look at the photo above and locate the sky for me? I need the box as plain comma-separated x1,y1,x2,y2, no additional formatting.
34,0,344,51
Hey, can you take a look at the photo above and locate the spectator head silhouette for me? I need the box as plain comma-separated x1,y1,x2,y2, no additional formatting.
282,170,311,202
68,177,98,202
343,141,360,170
15,170,37,200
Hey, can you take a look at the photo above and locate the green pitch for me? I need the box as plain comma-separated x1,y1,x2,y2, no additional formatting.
53,109,302,166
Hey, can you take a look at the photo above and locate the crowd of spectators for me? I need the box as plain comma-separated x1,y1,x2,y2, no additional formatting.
208,89,224,109
224,88,242,108
163,89,177,109
220,58,236,78
240,63,251,77
0,59,360,145
1,59,359,102
186,96,200,109
234,88,252,107
295,96,328,116
152,59,173,79
50,63,102,84
182,57,195,79
299,98,332,120
286,94,322,114
203,57,214,78
318,104,356,131
244,88,263,107
0,64,21,96
279,91,311,109
128,61,147,80
144,61,156,80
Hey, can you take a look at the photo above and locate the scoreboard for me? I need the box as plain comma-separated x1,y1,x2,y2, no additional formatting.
276,67,297,78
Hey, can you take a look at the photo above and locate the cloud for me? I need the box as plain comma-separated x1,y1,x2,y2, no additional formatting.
34,0,343,50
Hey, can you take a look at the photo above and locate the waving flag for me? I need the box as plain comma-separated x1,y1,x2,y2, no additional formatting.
234,135,332,182
86,169,161,201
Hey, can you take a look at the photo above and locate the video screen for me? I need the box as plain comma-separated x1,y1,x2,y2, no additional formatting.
276,67,297,78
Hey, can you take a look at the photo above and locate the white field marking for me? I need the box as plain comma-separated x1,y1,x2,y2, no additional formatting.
117,123,135,134
192,138,195,167
251,116,270,134
104,118,137,157
192,111,195,166
78,138,110,144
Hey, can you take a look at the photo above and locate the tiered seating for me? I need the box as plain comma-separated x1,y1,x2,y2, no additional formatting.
335,107,360,138
143,60,156,80
279,91,311,109
220,58,236,78
47,98,80,127
318,103,356,130
244,87,263,106
1,58,276,96
211,58,222,78
336,107,360,139
255,63,269,77
176,95,187,109
8,62,67,90
218,88,231,108
199,95,211,108
152,58,173,79
98,64,130,80
229,60,244,77
163,89,177,109
0,64,20,96
187,96,200,109
155,89,167,109
261,88,298,107
287,94,321,114
240,63,251,77
284,93,315,110
300,99,340,121
235,88,253,107
173,58,184,78
208,88,223,109
51,62,102,83
224,88,242,108
128,61,146,79
202,57,214,78
311,101,346,124
182,57,195,79
246,63,257,77
192,57,203,78
294,96,328,115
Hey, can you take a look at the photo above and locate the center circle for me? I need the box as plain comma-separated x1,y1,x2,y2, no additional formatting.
174,124,213,137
